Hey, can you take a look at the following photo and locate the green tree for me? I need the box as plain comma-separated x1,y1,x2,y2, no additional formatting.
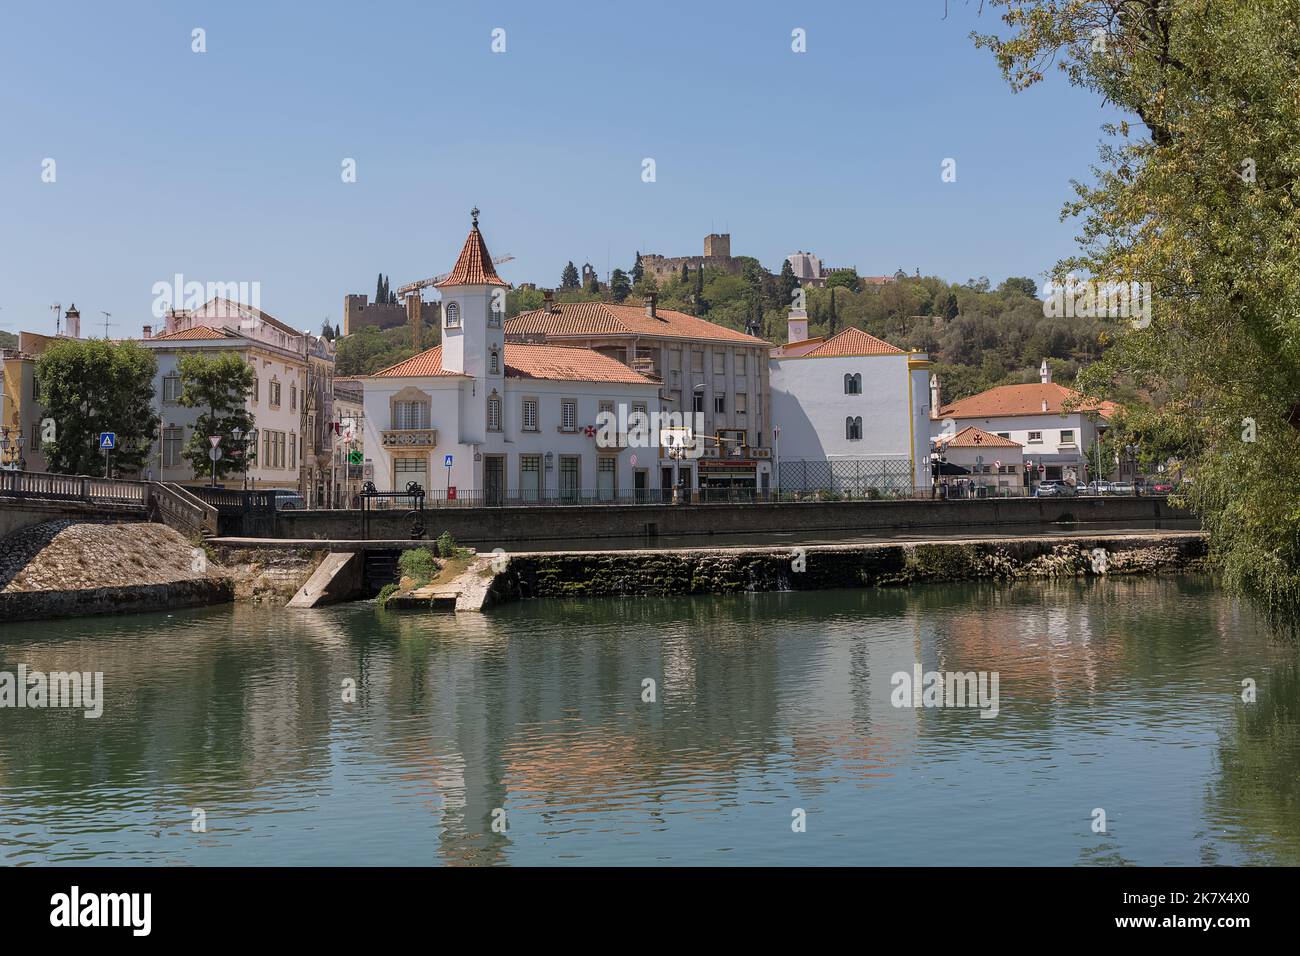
561,261,580,289
35,339,160,476
976,0,1300,633
631,252,644,286
778,259,799,309
177,352,257,482
681,262,690,283
609,269,631,303
999,276,1039,298
826,268,860,292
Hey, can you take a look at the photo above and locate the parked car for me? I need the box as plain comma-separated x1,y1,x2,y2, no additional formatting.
1110,480,1136,495
1150,481,1174,493
1034,480,1078,497
266,489,307,511
1085,480,1113,495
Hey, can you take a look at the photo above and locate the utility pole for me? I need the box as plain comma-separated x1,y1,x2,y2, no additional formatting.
50,303,61,336
100,311,113,338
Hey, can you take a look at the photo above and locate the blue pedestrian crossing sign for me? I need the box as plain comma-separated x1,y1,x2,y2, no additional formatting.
99,432,116,450
444,454,453,468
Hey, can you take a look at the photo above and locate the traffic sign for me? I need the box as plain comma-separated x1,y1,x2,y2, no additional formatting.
444,454,453,468
99,432,116,450
208,435,222,448
348,449,363,465
208,448,223,462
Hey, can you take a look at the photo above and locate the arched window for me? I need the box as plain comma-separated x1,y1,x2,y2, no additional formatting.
844,373,862,394
487,391,502,431
846,416,862,440
489,347,500,375
445,301,461,328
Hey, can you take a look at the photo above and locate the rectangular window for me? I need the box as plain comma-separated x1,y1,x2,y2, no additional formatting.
520,455,541,501
1028,431,1043,443
488,396,502,431
559,455,580,501
735,393,747,414
252,377,259,403
1060,429,1076,445
714,394,726,414
691,351,704,373
263,431,271,465
394,401,428,430
523,399,538,432
561,400,576,432
712,352,725,374
996,432,1010,439
270,381,281,407
693,390,705,414
289,432,296,469
163,427,183,467
290,384,297,411
597,457,616,501
162,375,182,403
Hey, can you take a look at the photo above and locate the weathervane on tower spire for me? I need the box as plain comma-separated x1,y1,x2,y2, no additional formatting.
471,206,480,227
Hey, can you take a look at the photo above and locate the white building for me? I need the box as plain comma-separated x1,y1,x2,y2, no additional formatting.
934,426,1026,496
141,298,326,490
769,307,932,494
360,213,664,503
930,360,1117,485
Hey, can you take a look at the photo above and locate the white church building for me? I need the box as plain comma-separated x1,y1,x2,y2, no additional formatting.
360,212,664,503
769,306,933,494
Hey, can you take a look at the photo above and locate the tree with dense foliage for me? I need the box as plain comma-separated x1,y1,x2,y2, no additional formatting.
609,269,631,302
778,259,799,309
826,268,860,292
35,339,160,475
560,261,580,289
974,0,1300,633
177,352,256,482
631,252,644,286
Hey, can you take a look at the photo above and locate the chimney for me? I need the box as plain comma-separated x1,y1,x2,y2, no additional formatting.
787,304,809,344
929,374,941,418
1040,358,1052,384
1042,400,1049,412
645,293,658,319
64,304,80,338
142,325,153,339
543,289,555,314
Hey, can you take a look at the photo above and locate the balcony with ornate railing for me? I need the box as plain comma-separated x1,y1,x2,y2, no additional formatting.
380,428,438,449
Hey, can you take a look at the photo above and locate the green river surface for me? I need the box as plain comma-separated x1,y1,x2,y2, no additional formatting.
1,574,1297,866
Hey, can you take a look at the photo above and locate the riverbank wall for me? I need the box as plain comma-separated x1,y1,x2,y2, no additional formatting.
275,495,1183,545
483,532,1209,605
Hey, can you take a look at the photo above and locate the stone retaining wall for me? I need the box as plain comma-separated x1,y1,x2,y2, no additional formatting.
489,533,1209,603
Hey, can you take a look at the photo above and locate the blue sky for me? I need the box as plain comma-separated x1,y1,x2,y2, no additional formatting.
0,0,1120,337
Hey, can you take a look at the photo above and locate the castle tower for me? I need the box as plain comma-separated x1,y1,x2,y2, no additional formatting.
436,208,509,439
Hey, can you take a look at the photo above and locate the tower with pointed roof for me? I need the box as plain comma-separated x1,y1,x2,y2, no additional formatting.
435,208,509,441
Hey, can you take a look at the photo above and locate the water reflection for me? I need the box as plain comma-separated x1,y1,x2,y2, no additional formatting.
0,575,1296,865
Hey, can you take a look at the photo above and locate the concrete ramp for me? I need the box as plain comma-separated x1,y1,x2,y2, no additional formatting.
287,551,363,608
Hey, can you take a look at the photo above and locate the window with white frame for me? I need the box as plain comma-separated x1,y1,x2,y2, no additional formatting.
445,301,461,328
393,400,428,430
1028,430,1043,443
489,348,500,375
163,427,183,467
1059,429,1076,445
522,398,538,432
561,400,576,431
487,393,502,431
163,375,182,403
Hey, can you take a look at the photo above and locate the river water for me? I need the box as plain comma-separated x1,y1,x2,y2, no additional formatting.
1,575,1296,866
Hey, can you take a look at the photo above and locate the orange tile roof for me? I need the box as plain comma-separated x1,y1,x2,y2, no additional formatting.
150,325,235,341
937,382,1118,420
770,336,826,358
507,301,768,346
798,326,903,357
939,426,1023,449
504,343,655,384
369,343,654,385
370,345,468,378
435,224,509,288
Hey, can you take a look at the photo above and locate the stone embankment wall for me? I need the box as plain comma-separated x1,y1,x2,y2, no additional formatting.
0,520,232,622
489,533,1208,603
276,495,1184,545
207,544,327,605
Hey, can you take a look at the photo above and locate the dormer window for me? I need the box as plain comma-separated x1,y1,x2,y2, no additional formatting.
445,302,461,329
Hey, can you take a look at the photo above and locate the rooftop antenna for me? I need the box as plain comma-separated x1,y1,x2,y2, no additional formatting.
100,310,113,338
50,302,61,336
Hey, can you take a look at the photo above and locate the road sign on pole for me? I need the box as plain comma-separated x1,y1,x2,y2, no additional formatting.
99,432,116,450
209,435,222,448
